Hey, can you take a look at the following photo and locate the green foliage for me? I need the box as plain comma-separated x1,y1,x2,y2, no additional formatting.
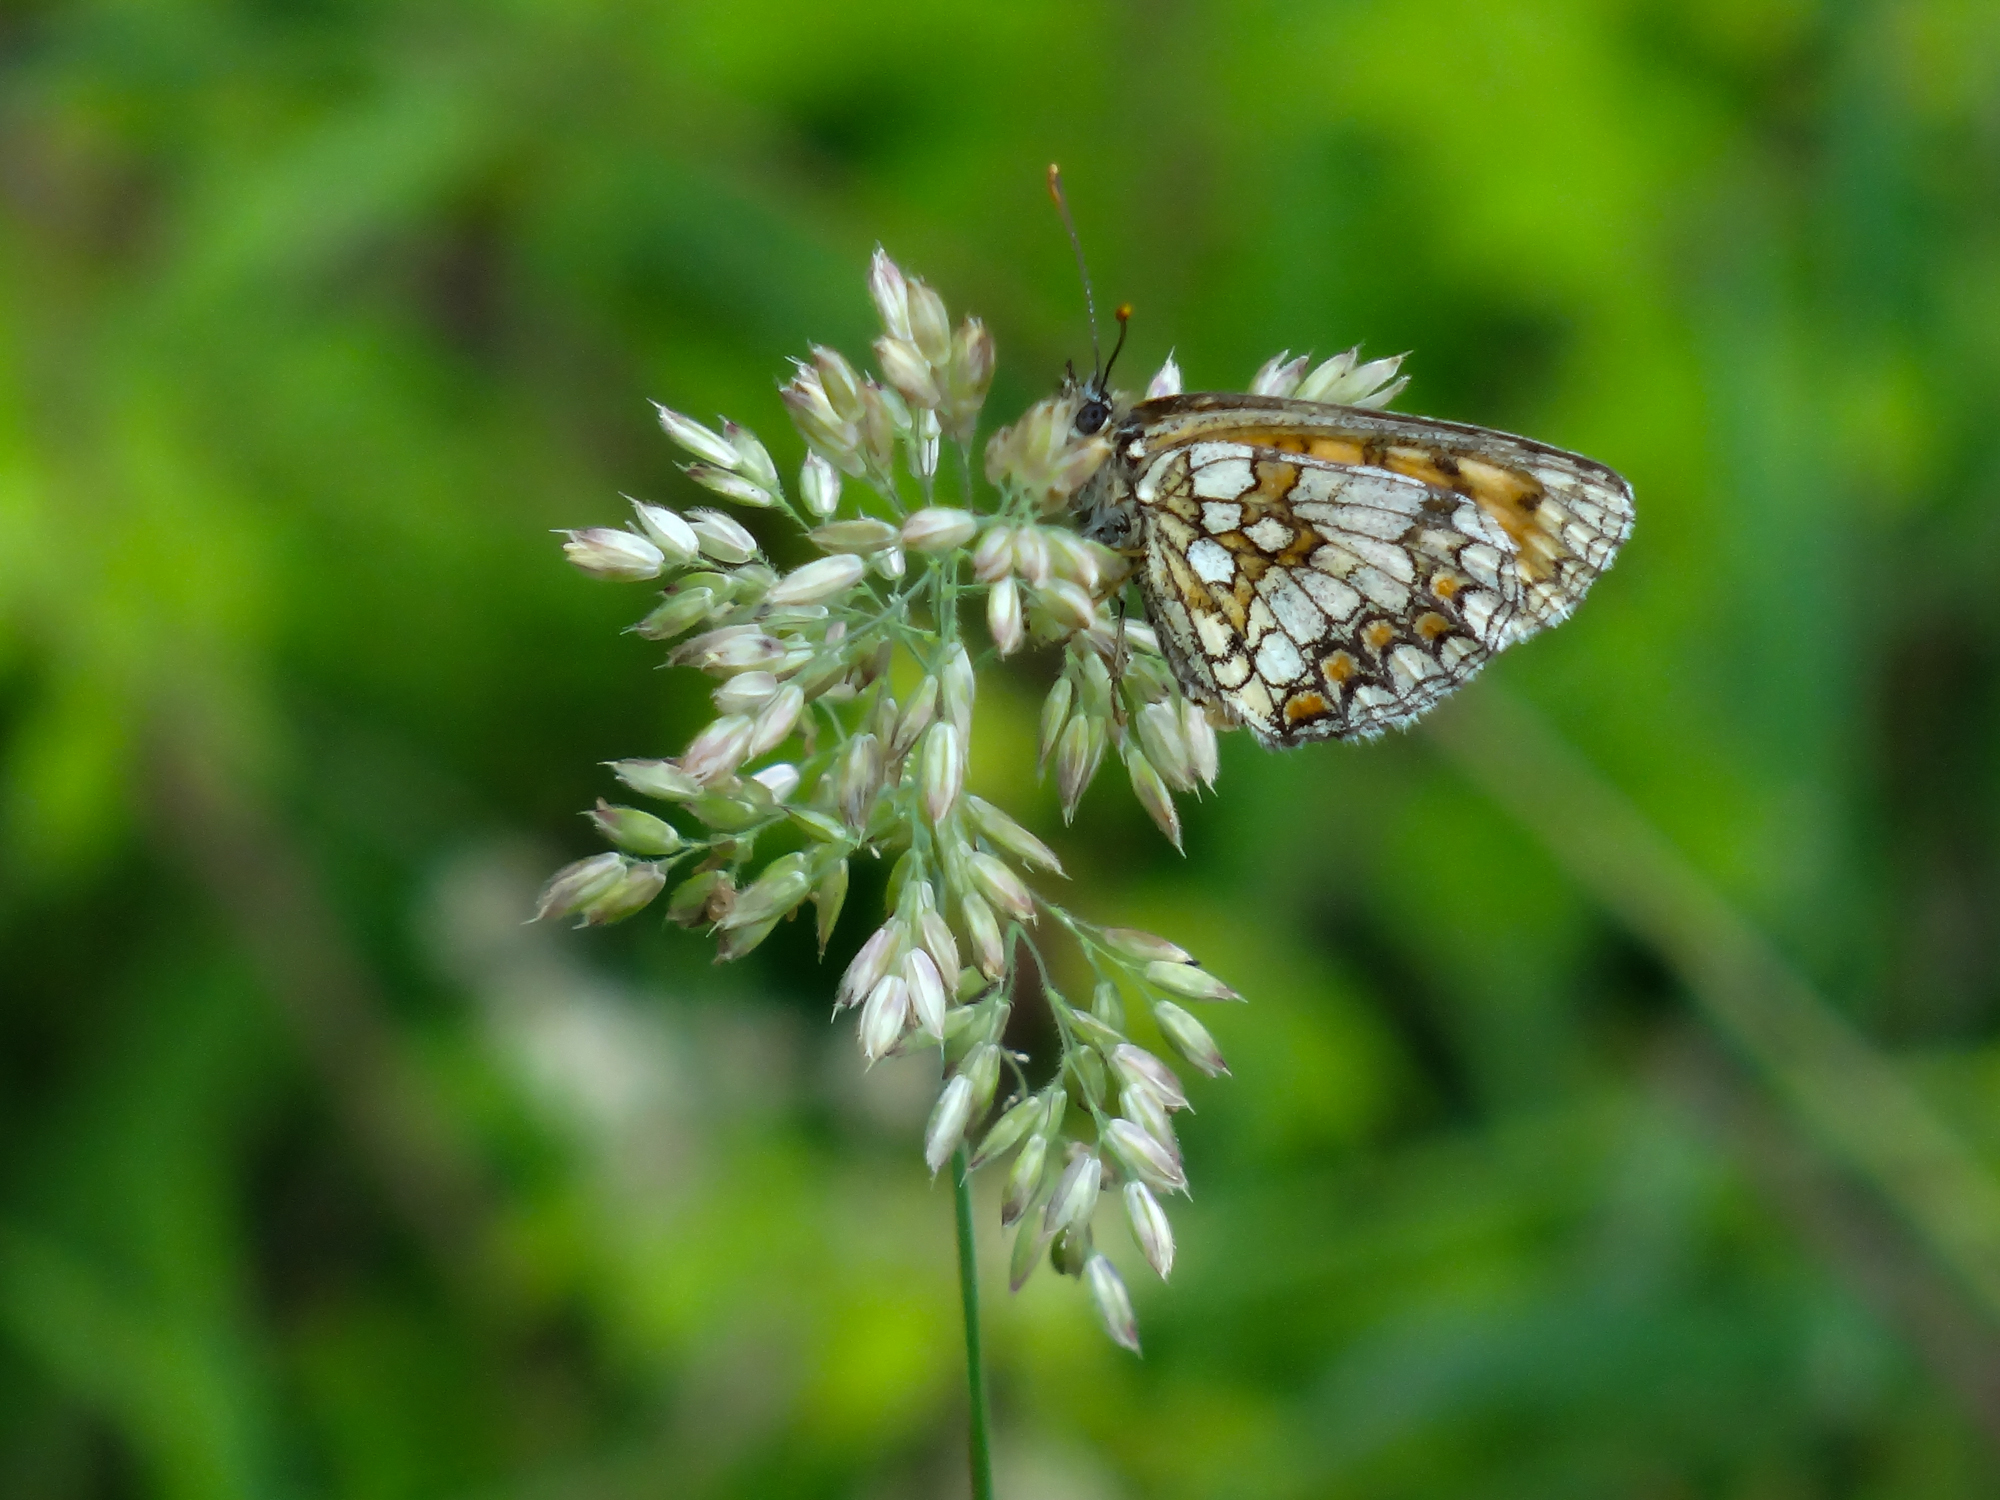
4,0,2000,1495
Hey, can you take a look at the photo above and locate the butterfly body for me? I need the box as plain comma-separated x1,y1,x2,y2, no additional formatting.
1072,392,1634,745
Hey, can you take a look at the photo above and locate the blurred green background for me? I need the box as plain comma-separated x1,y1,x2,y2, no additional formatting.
6,0,2000,1495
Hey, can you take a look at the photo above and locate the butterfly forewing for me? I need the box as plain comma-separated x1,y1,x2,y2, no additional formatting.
1101,394,1634,745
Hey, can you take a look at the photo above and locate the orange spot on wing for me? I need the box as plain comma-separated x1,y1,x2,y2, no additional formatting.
1306,436,1366,464
1364,621,1396,650
1416,611,1451,641
1322,651,1356,684
1431,574,1461,599
1284,691,1327,724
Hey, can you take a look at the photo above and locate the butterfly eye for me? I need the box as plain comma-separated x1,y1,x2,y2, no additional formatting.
1075,400,1110,436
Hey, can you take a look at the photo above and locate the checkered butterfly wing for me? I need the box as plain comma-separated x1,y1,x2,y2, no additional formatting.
1121,396,1633,745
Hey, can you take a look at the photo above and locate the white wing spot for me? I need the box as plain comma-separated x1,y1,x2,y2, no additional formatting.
1462,589,1502,641
1298,570,1362,623
1246,517,1294,552
1201,501,1243,533
1350,565,1411,612
1193,608,1235,656
1389,645,1441,689
1188,537,1235,584
1192,457,1254,499
1215,652,1251,688
1339,533,1416,584
1254,633,1304,684
1260,571,1327,644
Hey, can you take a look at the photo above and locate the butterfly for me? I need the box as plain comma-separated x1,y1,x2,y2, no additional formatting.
1058,372,1635,746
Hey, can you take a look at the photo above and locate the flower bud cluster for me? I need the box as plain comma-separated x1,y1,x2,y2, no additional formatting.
1250,346,1409,410
983,387,1114,511
868,248,996,447
961,914,1249,1349
782,250,996,500
1036,633,1219,844
542,247,1304,1353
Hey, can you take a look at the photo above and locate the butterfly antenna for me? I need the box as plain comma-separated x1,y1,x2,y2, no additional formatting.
1047,162,1101,374
1103,303,1132,385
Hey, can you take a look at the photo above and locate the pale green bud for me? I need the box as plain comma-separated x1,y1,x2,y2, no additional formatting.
1109,1042,1187,1110
988,576,1024,655
807,517,900,553
961,1041,1001,1117
718,853,810,930
858,974,910,1063
588,801,682,857
1153,1001,1229,1076
970,526,1013,582
900,507,978,553
1124,1182,1174,1280
940,317,995,443
967,851,1033,923
918,909,961,984
966,795,1063,875
903,948,948,1038
1056,714,1105,822
611,758,702,802
924,1074,975,1176
868,247,912,340
875,333,941,409
1135,700,1196,792
686,463,775,508
920,721,965,824
580,860,666,926
722,419,780,491
1038,676,1073,776
746,684,806,758
1104,1117,1186,1195
891,677,938,757
1085,1254,1141,1353
1077,650,1115,719
686,507,759,564
1143,959,1242,1003
1012,526,1052,587
1092,980,1126,1032
653,404,741,466
1009,1218,1051,1292
766,554,866,607
634,586,717,641
835,733,884,830
1044,1151,1101,1235
813,859,848,955
836,920,904,1010
940,642,974,738
1182,697,1220,789
907,277,951,367
678,714,755,784
1002,1133,1049,1228
627,499,701,564
562,527,663,581
533,852,626,922
789,807,849,844
1124,745,1182,851
1100,927,1194,965
713,670,780,717
800,451,842,516
1250,350,1309,399
1039,579,1095,635
970,1093,1042,1171
961,890,1006,979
